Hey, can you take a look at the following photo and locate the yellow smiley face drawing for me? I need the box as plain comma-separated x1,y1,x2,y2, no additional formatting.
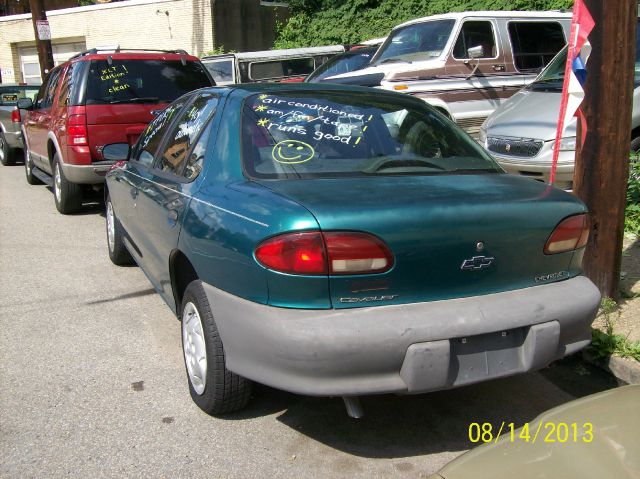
272,140,315,165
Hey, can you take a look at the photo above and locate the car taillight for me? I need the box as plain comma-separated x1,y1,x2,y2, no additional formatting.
544,214,589,254
11,109,21,123
67,114,88,145
255,231,393,275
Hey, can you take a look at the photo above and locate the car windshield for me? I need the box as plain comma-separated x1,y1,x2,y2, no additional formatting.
373,20,455,65
0,85,40,106
306,49,376,82
85,59,212,105
528,46,567,91
204,59,234,84
242,91,501,179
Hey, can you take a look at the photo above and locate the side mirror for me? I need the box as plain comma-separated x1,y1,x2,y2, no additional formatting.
467,45,484,60
102,143,130,161
17,98,33,110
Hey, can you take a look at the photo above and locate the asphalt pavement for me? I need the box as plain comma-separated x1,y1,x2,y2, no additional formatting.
0,161,617,478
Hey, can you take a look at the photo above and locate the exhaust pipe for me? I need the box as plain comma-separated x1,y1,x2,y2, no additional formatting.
343,396,364,419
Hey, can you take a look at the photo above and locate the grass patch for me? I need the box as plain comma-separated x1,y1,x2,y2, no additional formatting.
588,297,640,362
627,152,640,236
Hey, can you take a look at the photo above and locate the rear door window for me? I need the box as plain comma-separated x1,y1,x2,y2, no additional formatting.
508,22,566,72
42,68,62,109
155,92,219,177
85,59,212,105
242,92,500,179
132,99,188,167
249,58,315,81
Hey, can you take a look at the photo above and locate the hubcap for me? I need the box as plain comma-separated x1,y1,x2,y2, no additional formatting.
106,202,115,252
54,164,62,203
0,136,5,161
182,302,208,395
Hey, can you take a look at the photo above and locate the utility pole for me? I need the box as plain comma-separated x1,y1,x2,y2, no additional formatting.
574,0,637,299
28,0,55,80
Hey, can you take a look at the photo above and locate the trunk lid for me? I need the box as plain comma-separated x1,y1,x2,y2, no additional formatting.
257,174,586,308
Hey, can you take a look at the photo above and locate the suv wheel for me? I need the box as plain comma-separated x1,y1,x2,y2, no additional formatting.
181,280,252,415
24,145,42,185
53,153,82,214
0,132,15,166
105,194,134,266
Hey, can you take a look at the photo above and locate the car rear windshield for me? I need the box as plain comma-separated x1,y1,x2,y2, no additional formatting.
242,91,501,179
85,59,211,105
0,86,40,106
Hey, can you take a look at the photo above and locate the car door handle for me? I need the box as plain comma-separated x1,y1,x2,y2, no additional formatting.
130,187,138,199
492,64,505,72
166,198,184,209
167,209,179,225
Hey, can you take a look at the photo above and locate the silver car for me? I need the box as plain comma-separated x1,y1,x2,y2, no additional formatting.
479,44,640,190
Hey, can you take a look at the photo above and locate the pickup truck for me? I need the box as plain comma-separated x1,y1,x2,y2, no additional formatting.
0,83,40,166
320,11,571,138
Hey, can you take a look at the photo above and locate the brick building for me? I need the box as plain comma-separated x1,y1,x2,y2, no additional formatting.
0,0,288,84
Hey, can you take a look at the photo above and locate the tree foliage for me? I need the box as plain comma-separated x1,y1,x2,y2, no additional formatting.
275,0,574,48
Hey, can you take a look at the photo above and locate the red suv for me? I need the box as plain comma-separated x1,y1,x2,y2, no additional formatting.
18,48,214,214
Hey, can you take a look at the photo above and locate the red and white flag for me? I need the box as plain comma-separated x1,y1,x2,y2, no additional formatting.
550,0,595,184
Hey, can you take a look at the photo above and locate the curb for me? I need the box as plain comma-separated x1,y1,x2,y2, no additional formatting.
583,350,640,385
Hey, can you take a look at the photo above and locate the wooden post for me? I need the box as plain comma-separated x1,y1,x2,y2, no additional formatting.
574,0,637,299
28,0,55,80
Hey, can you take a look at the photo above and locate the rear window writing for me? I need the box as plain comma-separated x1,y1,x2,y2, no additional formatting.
86,60,211,105
242,92,501,179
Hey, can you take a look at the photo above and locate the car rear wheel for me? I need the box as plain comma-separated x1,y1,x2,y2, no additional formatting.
105,194,134,266
24,145,42,185
181,280,252,415
0,132,15,166
53,153,82,214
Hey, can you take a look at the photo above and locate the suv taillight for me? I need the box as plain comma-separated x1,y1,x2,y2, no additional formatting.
67,114,88,146
255,231,394,275
11,108,21,123
544,214,589,254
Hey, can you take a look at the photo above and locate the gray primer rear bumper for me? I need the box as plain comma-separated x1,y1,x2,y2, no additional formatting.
203,276,600,397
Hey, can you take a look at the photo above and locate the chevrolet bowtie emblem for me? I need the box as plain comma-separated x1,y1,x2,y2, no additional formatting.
461,255,495,271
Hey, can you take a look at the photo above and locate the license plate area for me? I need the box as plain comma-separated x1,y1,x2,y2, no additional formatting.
451,327,526,384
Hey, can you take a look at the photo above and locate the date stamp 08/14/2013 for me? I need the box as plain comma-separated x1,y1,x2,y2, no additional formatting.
468,422,594,444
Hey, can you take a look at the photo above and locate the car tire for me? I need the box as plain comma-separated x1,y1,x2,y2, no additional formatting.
53,153,82,214
23,145,43,185
105,194,134,266
0,132,15,166
181,280,252,415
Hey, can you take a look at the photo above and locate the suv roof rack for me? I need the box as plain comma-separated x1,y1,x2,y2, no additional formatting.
69,48,189,61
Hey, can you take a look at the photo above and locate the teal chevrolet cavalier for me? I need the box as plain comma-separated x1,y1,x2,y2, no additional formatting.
103,84,600,417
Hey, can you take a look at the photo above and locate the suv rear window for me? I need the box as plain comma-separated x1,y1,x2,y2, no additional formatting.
0,86,39,105
85,59,211,105
242,91,500,179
